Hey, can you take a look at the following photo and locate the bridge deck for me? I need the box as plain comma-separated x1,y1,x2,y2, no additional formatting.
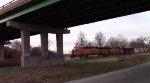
0,0,150,41
0,0,31,15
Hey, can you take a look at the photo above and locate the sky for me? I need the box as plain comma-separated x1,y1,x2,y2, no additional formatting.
1,1,150,53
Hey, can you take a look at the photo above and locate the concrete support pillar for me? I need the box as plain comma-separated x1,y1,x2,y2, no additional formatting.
40,32,48,56
56,33,63,55
0,44,4,61
21,30,30,67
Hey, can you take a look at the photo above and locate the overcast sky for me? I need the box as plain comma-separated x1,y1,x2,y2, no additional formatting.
1,1,150,53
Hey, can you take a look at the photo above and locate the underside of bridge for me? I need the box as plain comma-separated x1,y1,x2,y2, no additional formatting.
0,0,150,67
0,0,150,41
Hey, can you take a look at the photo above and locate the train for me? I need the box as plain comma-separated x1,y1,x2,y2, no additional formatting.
71,46,150,58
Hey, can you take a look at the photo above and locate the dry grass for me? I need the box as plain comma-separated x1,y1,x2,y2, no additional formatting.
0,57,147,83
0,61,137,83
118,53,150,62
0,53,149,83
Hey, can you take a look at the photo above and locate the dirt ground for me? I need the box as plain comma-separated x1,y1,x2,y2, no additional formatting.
0,74,44,83
0,66,66,83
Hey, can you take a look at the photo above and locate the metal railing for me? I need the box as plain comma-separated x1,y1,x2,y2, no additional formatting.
0,0,18,9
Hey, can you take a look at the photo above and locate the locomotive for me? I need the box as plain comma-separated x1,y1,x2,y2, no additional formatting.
71,46,150,58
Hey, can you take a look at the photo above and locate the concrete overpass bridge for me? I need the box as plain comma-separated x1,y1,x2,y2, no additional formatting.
0,0,150,67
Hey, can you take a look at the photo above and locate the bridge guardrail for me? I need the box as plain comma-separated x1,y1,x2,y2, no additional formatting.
0,0,17,9
0,0,31,15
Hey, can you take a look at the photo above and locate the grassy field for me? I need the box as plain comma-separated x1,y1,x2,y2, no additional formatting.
0,53,150,83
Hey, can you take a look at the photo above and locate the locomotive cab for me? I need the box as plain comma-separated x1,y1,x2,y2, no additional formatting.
71,46,83,57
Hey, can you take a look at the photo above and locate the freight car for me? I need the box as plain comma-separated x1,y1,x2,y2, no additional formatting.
123,48,134,54
109,47,124,55
71,46,150,58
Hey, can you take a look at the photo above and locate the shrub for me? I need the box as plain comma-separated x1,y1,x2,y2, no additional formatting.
30,47,41,56
30,47,57,56
0,46,58,67
2,47,22,66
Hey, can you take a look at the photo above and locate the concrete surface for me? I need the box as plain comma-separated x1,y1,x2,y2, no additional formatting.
23,55,64,67
66,62,150,83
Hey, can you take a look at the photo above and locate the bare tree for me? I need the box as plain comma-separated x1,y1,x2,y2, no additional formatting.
137,36,147,48
129,36,147,48
86,41,95,47
145,36,150,48
116,34,128,48
11,40,22,51
48,40,53,48
106,35,128,48
95,32,106,47
75,31,88,47
129,39,138,48
106,37,119,47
